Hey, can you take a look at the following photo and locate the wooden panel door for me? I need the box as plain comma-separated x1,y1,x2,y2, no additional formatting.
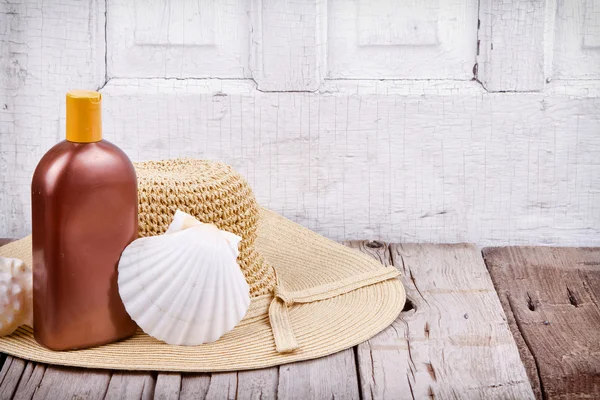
108,0,251,78
109,0,480,87
553,0,600,79
328,0,478,79
478,0,600,91
1,0,599,247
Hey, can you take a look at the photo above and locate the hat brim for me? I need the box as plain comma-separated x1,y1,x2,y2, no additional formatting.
0,208,405,372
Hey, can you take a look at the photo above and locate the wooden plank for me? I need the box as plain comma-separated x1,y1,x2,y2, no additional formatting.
104,372,155,400
183,371,275,400
12,362,46,400
180,374,211,400
0,356,28,399
277,349,360,399
5,363,156,400
487,282,544,400
0,362,111,400
29,367,110,400
483,246,600,399
154,373,181,400
354,242,535,399
478,0,547,91
237,368,278,399
347,239,415,400
204,373,237,400
345,241,396,400
181,368,278,399
181,372,237,400
250,0,325,91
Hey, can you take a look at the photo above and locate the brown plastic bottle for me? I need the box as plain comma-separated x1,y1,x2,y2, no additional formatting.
31,90,138,350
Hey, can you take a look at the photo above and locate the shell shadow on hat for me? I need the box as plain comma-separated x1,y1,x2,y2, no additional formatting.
134,159,277,297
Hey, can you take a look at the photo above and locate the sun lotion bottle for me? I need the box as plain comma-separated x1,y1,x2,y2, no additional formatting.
31,90,138,350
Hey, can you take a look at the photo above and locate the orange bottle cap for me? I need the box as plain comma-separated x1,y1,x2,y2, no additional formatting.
66,90,102,143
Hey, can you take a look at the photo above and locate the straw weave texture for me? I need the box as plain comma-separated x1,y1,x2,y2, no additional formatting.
135,159,276,296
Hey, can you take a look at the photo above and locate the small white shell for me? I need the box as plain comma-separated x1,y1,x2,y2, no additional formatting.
0,257,33,336
118,210,250,345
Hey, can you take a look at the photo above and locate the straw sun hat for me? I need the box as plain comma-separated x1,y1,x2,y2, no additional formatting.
0,159,406,371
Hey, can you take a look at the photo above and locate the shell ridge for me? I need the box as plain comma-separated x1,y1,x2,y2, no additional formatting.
139,236,204,341
175,255,213,345
175,229,233,344
232,269,250,323
118,206,251,346
198,250,227,343
157,236,210,344
207,258,227,343
221,272,241,339
234,269,251,318
118,234,184,288
119,234,189,303
119,233,194,333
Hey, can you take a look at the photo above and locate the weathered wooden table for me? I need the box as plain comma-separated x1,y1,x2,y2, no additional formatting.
0,240,598,399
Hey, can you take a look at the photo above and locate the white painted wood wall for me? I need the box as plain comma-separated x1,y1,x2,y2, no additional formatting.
1,0,599,246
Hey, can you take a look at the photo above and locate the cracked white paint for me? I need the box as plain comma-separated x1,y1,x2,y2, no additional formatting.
328,0,478,79
553,0,600,79
108,0,251,78
250,0,327,91
478,0,547,91
478,0,600,90
99,78,600,246
0,0,599,246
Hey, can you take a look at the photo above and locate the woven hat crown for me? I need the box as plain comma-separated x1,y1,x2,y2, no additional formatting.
134,159,276,297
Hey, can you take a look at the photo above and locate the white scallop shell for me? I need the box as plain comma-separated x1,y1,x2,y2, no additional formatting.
118,210,250,345
0,257,33,336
